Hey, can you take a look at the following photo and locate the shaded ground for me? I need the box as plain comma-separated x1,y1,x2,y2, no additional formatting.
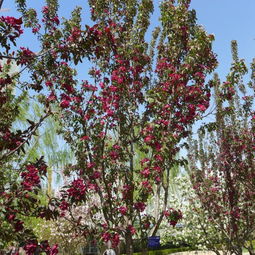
170,251,249,255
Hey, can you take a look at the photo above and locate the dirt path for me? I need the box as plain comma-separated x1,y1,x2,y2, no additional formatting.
170,251,249,255
171,252,216,255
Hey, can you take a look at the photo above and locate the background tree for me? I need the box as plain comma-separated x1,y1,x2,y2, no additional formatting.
188,41,255,255
0,0,76,252
161,175,228,255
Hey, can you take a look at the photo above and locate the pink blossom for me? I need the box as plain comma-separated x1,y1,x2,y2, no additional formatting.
67,179,86,201
91,171,101,179
47,92,56,102
118,206,128,215
140,168,150,177
134,202,146,212
128,225,136,235
144,135,154,144
198,104,206,112
140,158,150,166
109,150,119,160
80,135,90,141
60,99,70,108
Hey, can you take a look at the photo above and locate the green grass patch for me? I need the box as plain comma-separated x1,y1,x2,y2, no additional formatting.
132,247,194,255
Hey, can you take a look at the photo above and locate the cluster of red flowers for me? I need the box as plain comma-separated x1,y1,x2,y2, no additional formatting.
24,240,58,255
134,202,146,212
20,161,46,190
67,27,82,42
163,208,183,227
118,206,128,215
101,232,120,247
42,6,59,27
67,178,87,201
21,165,41,191
17,47,36,66
0,75,12,88
0,128,24,151
0,16,23,40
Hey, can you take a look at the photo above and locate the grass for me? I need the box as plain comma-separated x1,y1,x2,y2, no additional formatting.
132,247,194,255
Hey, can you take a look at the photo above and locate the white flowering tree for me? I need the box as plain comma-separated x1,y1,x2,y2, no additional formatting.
160,176,227,255
34,218,85,254
33,190,103,255
33,205,96,255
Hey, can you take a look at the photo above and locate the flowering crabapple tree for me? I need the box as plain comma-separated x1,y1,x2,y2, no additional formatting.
49,0,216,254
188,41,255,255
0,0,217,254
0,0,97,252
0,14,59,255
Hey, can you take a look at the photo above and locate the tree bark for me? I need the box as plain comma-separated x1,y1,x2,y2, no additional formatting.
141,237,148,255
154,184,161,221
0,0,4,9
125,232,133,255
234,247,242,255
248,249,255,255
246,240,255,255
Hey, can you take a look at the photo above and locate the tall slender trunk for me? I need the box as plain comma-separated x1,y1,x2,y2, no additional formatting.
47,167,53,197
234,247,242,255
151,168,170,236
125,232,133,255
248,248,255,255
154,184,161,221
125,124,134,255
246,239,255,255
141,237,148,255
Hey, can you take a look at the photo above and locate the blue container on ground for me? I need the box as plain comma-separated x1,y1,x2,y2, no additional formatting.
148,236,160,248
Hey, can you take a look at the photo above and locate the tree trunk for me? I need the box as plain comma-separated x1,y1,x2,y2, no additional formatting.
234,247,242,255
0,0,4,9
125,232,133,255
141,237,148,255
115,245,120,255
47,167,53,197
246,240,255,255
154,184,160,220
213,250,222,255
248,247,255,255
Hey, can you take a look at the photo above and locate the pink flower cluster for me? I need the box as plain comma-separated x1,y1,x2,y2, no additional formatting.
163,208,182,227
21,164,41,191
0,16,23,39
134,202,146,212
24,240,58,255
17,47,35,66
102,232,120,248
67,178,86,201
118,206,128,215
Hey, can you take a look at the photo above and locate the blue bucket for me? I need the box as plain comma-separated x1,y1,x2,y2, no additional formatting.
148,236,160,248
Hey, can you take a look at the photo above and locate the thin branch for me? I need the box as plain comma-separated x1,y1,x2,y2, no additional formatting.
0,112,51,161
0,0,4,10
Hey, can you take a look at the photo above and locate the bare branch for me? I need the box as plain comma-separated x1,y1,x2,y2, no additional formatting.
0,0,4,10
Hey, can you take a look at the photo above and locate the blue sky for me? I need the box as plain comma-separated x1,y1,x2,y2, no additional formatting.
3,0,254,183
191,0,255,79
4,0,255,80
